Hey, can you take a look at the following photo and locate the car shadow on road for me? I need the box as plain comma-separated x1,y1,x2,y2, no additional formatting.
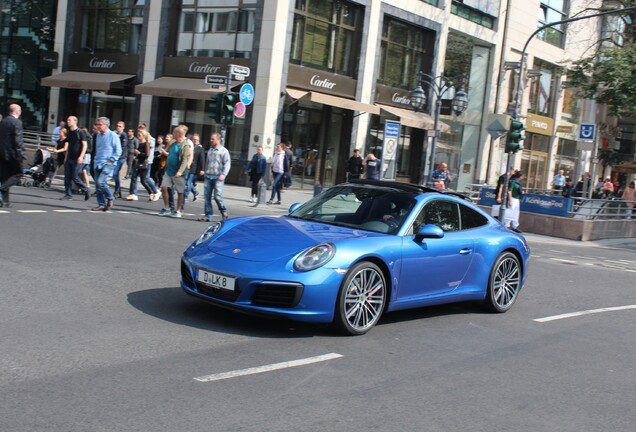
127,287,334,338
378,301,488,326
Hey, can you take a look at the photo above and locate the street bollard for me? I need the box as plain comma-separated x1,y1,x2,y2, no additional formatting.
313,183,322,196
254,179,267,207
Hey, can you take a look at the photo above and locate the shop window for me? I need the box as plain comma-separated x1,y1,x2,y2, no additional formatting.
378,16,434,90
451,1,495,29
537,0,568,48
290,0,362,76
78,0,145,54
175,3,255,58
528,59,559,117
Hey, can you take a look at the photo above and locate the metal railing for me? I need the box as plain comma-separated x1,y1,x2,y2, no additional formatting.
464,183,635,220
569,197,635,220
24,131,52,152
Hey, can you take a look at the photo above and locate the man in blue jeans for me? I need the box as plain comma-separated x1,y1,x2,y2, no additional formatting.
60,116,91,201
112,121,128,198
91,117,121,212
198,132,230,222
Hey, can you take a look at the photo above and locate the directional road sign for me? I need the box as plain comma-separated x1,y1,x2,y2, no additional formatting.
205,75,227,85
230,64,250,78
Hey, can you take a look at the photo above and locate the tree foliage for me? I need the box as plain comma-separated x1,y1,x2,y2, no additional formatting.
566,43,636,116
565,2,636,116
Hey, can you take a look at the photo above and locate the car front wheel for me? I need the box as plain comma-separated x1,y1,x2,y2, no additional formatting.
334,261,386,335
485,251,521,312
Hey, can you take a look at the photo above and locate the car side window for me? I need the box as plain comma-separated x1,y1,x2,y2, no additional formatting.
413,200,460,232
459,203,488,229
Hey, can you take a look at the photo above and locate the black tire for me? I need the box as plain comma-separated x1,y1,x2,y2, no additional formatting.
485,252,521,313
334,261,387,335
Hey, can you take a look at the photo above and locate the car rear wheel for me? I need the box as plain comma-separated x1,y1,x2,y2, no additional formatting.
334,261,386,335
485,252,521,312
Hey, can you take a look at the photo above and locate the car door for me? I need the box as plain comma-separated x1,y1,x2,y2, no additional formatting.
394,199,474,305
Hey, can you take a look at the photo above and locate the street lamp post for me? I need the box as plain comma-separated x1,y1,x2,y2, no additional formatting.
410,71,468,187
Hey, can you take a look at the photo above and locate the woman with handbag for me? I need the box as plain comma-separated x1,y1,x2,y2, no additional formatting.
126,130,160,201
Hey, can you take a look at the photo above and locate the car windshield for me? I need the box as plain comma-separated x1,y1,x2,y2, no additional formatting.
289,185,417,234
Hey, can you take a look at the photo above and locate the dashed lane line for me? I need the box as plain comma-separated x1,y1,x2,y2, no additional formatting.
194,353,344,383
534,305,636,323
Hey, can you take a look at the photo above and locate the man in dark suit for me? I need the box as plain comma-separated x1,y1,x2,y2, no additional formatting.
0,104,25,207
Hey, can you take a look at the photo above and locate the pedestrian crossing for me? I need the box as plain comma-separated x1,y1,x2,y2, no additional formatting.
532,250,636,273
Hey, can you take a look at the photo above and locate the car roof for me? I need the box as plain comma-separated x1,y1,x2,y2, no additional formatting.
347,179,472,202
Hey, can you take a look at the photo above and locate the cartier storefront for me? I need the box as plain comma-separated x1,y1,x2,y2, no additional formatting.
283,64,379,188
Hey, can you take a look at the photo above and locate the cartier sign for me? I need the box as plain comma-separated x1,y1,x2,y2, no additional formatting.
287,64,356,98
69,53,138,74
163,57,249,79
375,84,412,108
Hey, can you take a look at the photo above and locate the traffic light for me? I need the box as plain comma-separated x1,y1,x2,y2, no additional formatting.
222,92,239,126
208,92,224,123
506,119,526,153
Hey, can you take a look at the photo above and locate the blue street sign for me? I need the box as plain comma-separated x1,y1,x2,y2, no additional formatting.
579,123,596,141
240,83,255,106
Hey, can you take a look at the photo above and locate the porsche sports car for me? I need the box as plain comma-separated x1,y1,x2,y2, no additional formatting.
181,180,530,335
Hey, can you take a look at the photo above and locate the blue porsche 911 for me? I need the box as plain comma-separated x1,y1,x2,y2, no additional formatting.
181,180,530,335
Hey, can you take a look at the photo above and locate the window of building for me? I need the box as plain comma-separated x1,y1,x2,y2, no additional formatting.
78,0,145,54
451,1,495,29
537,0,567,48
175,1,255,58
528,59,558,117
290,0,363,76
378,16,434,89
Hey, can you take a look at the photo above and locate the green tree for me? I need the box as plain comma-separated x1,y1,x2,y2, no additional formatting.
565,2,636,116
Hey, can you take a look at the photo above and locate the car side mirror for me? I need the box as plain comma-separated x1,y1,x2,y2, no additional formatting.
414,224,444,242
289,202,302,213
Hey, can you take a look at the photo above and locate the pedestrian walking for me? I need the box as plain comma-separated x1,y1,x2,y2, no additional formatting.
124,128,138,179
183,133,205,209
60,116,91,201
0,104,25,207
267,143,288,205
346,148,363,181
622,181,636,219
158,125,192,218
91,117,122,212
126,130,160,202
198,132,230,221
491,167,516,217
246,145,266,202
113,121,128,198
503,171,524,233
363,152,381,180
431,162,451,189
552,170,565,191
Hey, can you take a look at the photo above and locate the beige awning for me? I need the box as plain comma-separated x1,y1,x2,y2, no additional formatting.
377,104,451,133
135,76,229,100
286,88,380,115
613,162,636,174
41,71,135,90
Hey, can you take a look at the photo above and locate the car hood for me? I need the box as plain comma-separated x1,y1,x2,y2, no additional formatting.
208,216,377,262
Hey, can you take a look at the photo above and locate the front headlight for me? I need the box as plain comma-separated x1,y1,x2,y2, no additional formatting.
294,243,336,271
195,222,223,246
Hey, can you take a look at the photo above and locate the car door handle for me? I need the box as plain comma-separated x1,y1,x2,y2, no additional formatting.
459,248,472,255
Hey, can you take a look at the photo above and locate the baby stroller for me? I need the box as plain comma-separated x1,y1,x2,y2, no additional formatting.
21,148,54,189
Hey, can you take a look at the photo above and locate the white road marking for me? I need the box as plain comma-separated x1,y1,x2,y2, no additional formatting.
0,210,9,214
550,258,578,264
16,210,46,213
534,305,636,323
194,353,344,383
53,209,82,213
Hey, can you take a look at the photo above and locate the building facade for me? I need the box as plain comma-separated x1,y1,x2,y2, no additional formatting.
2,0,627,190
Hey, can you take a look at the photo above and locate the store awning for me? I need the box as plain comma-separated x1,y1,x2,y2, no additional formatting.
41,71,135,90
613,162,636,174
377,104,451,133
134,76,229,100
286,88,380,115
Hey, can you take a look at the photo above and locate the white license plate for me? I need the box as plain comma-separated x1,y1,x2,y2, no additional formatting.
197,269,235,291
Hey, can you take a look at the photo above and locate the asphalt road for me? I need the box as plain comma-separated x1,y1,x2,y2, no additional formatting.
1,183,634,432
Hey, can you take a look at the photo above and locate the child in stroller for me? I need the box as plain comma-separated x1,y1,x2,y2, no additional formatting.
20,148,56,188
